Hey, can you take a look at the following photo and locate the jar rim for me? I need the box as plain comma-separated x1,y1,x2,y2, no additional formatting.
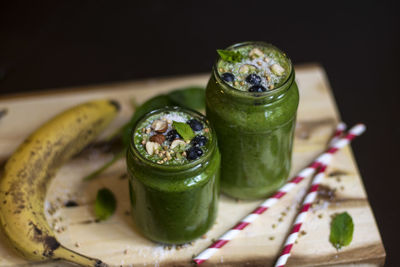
129,106,216,171
213,41,294,99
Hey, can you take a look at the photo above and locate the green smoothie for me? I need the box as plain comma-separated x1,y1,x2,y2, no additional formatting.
206,42,299,199
126,107,220,244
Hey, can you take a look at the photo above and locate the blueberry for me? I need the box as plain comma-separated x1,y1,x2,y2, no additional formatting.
186,147,203,160
191,135,208,147
221,73,235,83
166,130,182,142
246,74,262,85
187,119,203,131
248,85,267,92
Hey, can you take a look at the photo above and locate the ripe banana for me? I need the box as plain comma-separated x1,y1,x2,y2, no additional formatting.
0,99,120,267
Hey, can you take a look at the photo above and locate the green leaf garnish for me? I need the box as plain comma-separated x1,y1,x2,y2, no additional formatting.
217,49,244,63
329,212,354,250
172,121,195,141
168,87,205,111
83,86,205,181
94,188,117,221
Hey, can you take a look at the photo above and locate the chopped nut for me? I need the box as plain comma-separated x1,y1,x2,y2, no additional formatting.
264,57,270,62
234,81,239,86
201,235,207,239
149,134,166,144
239,64,249,74
166,152,171,157
240,81,245,86
151,120,168,133
167,156,172,161
163,157,168,162
266,75,271,81
269,85,275,90
141,128,146,133
257,61,262,66
219,68,223,72
249,47,264,58
167,119,172,124
145,141,160,156
141,140,146,145
204,128,209,133
270,64,285,76
182,152,187,157
300,230,307,235
146,128,151,134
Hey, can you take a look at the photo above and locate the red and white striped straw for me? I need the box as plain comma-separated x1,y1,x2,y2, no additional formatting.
193,123,364,265
330,122,347,146
274,123,366,267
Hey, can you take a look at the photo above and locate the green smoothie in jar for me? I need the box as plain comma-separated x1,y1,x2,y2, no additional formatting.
206,41,299,200
126,107,220,244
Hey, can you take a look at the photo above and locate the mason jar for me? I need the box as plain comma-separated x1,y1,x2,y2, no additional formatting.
126,107,220,244
206,41,299,200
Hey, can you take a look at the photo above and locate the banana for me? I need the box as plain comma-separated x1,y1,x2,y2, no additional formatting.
0,99,120,267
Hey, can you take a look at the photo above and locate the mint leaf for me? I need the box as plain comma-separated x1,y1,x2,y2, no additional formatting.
94,188,117,221
217,49,243,63
329,212,354,250
172,121,195,141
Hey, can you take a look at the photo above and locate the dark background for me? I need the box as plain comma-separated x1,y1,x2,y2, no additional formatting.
0,1,399,265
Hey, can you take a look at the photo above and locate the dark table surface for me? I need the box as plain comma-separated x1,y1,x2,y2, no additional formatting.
0,1,399,266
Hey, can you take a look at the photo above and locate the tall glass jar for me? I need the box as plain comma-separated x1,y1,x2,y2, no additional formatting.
126,107,220,244
206,42,299,200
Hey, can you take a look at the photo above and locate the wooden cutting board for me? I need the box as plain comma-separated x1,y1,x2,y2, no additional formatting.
0,64,385,267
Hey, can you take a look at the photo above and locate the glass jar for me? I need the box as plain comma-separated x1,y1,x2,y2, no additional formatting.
126,107,220,244
206,42,299,200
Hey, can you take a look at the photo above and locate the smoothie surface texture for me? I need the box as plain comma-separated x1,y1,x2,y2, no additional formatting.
217,44,291,92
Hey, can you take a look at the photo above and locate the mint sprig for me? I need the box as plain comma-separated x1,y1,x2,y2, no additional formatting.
172,121,195,141
94,188,117,221
217,49,244,63
329,212,354,250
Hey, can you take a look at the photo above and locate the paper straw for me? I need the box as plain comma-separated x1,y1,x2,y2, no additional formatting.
274,123,365,267
193,123,365,265
330,122,346,146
